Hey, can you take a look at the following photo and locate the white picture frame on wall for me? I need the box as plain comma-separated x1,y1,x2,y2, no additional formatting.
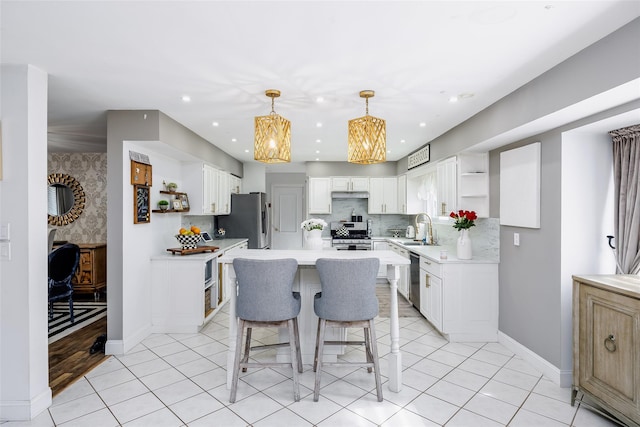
500,142,541,228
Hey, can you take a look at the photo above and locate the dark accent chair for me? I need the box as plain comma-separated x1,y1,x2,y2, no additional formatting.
48,243,80,323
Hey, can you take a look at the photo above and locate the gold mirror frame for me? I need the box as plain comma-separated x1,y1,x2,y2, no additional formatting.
47,173,86,226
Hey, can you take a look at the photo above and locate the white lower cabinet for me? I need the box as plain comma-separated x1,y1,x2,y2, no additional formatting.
419,256,498,342
373,240,389,278
420,257,443,331
388,241,410,300
151,253,219,333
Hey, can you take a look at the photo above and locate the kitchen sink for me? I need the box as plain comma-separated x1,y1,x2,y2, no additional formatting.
396,241,439,246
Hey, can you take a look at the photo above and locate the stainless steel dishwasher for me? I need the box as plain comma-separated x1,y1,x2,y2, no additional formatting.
409,252,420,309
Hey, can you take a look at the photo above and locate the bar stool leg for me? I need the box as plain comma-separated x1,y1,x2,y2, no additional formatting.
313,318,326,402
241,327,252,372
230,319,245,403
313,318,321,372
369,319,383,402
293,318,303,373
288,319,301,401
364,326,373,373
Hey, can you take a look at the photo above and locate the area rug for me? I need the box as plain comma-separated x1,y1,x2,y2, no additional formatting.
376,284,420,318
48,301,107,344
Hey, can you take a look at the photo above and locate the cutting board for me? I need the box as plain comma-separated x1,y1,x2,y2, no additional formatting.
166,246,219,255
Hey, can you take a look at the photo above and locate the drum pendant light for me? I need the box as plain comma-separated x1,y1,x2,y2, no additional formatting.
254,89,291,163
348,90,386,164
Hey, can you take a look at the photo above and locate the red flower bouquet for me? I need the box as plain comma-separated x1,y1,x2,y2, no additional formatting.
450,210,477,230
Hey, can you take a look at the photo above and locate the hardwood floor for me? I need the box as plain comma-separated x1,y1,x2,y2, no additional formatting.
48,316,109,397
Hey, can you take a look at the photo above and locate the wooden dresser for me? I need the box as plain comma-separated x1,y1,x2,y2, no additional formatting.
67,243,106,299
572,275,640,427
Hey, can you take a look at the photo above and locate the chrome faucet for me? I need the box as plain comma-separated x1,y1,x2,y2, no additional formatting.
414,213,434,245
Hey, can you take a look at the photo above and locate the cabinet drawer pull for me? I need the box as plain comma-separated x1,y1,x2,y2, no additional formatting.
604,334,617,352
424,273,430,288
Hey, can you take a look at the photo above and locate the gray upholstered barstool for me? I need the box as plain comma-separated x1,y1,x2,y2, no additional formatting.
313,257,383,402
229,258,302,403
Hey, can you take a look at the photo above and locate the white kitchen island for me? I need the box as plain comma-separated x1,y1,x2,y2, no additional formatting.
217,249,410,393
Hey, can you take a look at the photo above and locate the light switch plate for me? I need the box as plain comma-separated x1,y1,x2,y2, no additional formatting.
0,223,9,240
514,232,520,246
0,242,11,260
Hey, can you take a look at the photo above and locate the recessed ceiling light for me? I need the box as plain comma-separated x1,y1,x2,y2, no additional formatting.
182,95,191,102
387,150,391,153
231,138,237,142
419,122,427,127
316,96,324,103
400,139,406,143
316,139,321,143
449,96,459,103
315,150,320,154
244,149,249,153
316,122,322,128
212,122,219,127
315,158,320,161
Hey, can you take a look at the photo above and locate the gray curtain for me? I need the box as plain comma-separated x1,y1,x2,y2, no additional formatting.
609,124,640,274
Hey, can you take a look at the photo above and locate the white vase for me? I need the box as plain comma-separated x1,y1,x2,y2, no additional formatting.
456,229,472,260
304,229,323,250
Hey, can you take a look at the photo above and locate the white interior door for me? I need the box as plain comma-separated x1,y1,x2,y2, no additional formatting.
271,185,303,249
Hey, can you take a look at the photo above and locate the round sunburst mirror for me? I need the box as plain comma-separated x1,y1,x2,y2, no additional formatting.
47,173,86,226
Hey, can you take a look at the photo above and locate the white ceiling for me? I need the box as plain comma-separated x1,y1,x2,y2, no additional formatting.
2,1,639,168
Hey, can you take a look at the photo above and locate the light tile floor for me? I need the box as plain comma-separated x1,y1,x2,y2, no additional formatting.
3,302,624,426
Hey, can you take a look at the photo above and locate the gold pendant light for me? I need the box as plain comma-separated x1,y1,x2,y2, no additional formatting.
348,90,386,164
254,89,291,163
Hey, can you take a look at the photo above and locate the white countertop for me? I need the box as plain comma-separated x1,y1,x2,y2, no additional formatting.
218,249,410,265
383,238,499,264
151,238,248,261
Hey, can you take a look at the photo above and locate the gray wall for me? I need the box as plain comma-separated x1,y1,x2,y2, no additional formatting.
491,100,639,375
306,161,397,177
399,18,640,374
398,18,640,172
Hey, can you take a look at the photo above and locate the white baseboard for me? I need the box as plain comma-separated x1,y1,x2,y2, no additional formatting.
105,323,152,356
498,331,573,388
0,387,52,422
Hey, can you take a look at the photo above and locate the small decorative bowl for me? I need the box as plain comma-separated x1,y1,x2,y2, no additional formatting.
175,234,202,249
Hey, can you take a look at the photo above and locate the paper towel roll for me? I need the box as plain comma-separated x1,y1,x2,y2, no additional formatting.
416,223,425,240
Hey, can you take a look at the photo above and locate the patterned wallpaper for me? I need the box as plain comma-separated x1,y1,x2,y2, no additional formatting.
48,153,107,244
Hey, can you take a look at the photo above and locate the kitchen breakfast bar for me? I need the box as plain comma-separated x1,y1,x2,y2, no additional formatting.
218,249,411,393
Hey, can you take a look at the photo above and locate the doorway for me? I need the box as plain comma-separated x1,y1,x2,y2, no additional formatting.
271,184,304,249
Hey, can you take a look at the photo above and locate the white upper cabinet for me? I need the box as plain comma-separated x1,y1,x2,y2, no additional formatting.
369,176,398,214
229,175,242,195
457,152,489,217
397,174,407,214
216,170,230,215
308,177,332,214
331,176,369,192
183,162,217,215
437,156,457,217
183,163,233,215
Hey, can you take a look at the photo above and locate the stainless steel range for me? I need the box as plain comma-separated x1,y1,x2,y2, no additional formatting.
330,222,372,250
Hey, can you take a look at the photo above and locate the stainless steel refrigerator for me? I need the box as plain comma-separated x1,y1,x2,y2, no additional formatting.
217,193,269,249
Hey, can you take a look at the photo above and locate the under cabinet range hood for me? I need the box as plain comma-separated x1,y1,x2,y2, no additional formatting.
331,191,369,199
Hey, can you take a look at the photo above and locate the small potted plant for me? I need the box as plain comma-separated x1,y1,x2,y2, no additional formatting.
166,182,178,192
158,199,170,211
